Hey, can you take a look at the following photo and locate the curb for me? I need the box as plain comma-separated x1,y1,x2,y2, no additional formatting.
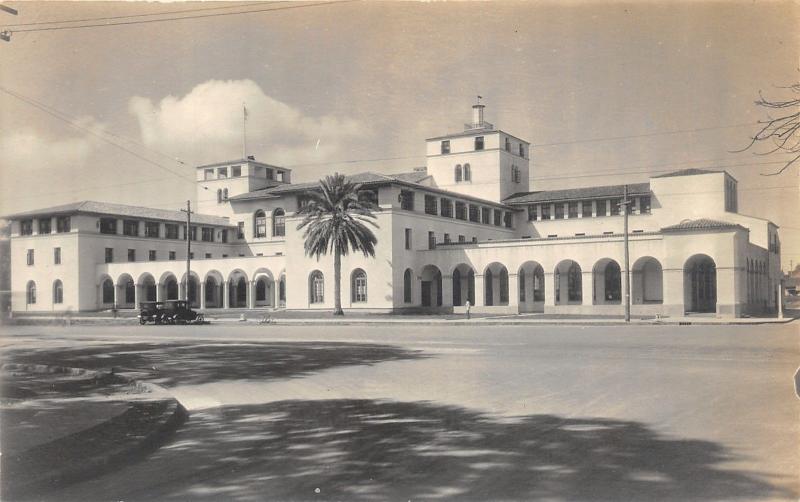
1,370,188,499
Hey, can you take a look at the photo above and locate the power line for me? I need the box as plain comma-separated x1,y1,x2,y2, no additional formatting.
4,2,269,27
534,122,760,148
7,1,356,33
0,86,196,183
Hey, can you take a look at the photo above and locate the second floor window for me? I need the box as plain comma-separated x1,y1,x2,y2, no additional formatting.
20,220,33,235
26,249,34,265
237,222,245,239
99,218,117,235
165,224,179,239
254,210,267,238
273,209,286,237
56,216,71,233
221,229,228,243
469,205,480,223
145,221,160,238
440,198,453,218
428,231,436,250
400,190,414,211
455,202,467,220
494,209,502,226
169,251,176,261
201,227,214,242
568,202,579,218
123,220,139,236
475,136,484,150
404,228,412,250
441,140,450,154
127,249,136,262
149,250,157,261
541,204,551,220
39,218,51,234
105,248,113,263
482,207,491,224
54,247,61,265
639,196,651,214
424,195,438,215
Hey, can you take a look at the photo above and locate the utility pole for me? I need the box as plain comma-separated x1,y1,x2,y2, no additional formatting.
180,200,192,303
621,185,631,323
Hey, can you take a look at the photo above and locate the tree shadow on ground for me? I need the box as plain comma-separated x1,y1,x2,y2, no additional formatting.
3,342,426,388
65,399,795,502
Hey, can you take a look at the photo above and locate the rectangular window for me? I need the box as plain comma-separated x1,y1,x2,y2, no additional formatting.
474,136,484,150
54,247,61,265
472,237,478,243
237,222,245,239
400,190,415,211
441,140,450,154
169,251,176,261
38,218,51,234
440,198,453,218
217,167,228,179
123,219,139,237
610,198,621,216
541,204,551,220
458,235,465,243
582,200,592,217
221,229,228,243
99,218,117,234
204,168,214,180
165,223,179,239
481,207,491,224
266,168,274,180
596,200,607,217
359,189,379,208
201,227,214,242
105,248,113,263
404,228,412,250
639,196,651,214
444,233,451,244
455,201,467,220
149,250,156,261
56,216,71,233
205,253,212,259
504,213,513,229
568,202,578,218
428,231,436,250
231,165,242,177
555,203,565,219
493,209,502,226
184,225,197,241
424,195,438,215
528,205,536,221
144,221,159,238
20,219,33,235
26,249,34,266
127,249,136,262
469,204,480,223
519,144,525,157
505,137,511,151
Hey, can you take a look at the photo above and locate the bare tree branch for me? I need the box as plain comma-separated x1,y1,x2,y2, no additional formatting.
736,84,800,176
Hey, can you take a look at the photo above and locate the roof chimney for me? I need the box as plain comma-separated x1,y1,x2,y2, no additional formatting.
472,103,485,127
247,155,255,161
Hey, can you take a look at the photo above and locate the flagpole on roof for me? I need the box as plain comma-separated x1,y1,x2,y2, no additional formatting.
242,103,247,159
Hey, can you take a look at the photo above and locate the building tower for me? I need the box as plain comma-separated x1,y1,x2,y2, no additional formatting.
425,103,530,203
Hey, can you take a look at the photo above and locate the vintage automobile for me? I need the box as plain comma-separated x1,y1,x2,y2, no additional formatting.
138,300,204,325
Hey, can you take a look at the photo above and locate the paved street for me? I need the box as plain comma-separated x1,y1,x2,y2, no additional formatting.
2,323,798,501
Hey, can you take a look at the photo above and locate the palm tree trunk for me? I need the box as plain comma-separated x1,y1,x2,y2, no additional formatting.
333,246,344,315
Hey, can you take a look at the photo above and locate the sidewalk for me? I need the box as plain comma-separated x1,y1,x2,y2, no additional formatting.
5,309,797,326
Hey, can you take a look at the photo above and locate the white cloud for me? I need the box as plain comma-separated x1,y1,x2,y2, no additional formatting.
129,79,366,167
0,128,96,172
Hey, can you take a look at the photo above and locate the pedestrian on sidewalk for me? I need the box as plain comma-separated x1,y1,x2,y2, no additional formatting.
465,300,471,320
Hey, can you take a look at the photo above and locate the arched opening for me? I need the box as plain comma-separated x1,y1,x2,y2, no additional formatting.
255,275,273,307
53,280,63,305
463,163,471,181
420,265,442,307
165,276,179,301
204,274,222,308
309,270,324,304
454,164,462,182
26,281,37,305
227,270,249,308
518,261,544,312
632,257,663,304
351,269,367,303
484,263,509,306
101,277,115,305
684,254,716,313
403,268,413,304
182,274,199,308
555,260,582,305
139,274,157,302
254,209,267,238
452,264,475,306
272,208,286,237
278,274,286,307
593,258,621,305
117,274,136,308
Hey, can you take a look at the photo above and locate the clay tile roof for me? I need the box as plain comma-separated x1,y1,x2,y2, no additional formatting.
661,218,745,232
4,201,234,226
503,182,651,205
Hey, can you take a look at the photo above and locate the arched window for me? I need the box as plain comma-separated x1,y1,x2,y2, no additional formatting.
223,188,229,201
124,278,135,304
217,189,223,203
256,278,267,301
533,265,544,301
568,263,582,302
309,271,324,304
603,261,621,302
403,269,412,303
166,278,179,300
519,270,525,302
352,269,367,303
26,281,36,305
254,210,267,238
463,163,471,181
273,208,286,237
485,269,494,306
499,268,509,304
102,278,114,304
53,280,63,304
279,276,286,303
455,164,462,182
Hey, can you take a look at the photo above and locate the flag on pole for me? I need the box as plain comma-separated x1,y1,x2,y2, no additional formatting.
243,103,248,121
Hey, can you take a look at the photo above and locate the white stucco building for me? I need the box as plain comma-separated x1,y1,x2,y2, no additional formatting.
7,105,782,317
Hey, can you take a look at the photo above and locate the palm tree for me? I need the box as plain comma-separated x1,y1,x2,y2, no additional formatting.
296,173,378,315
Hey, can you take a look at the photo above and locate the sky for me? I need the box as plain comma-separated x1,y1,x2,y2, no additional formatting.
0,1,798,268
